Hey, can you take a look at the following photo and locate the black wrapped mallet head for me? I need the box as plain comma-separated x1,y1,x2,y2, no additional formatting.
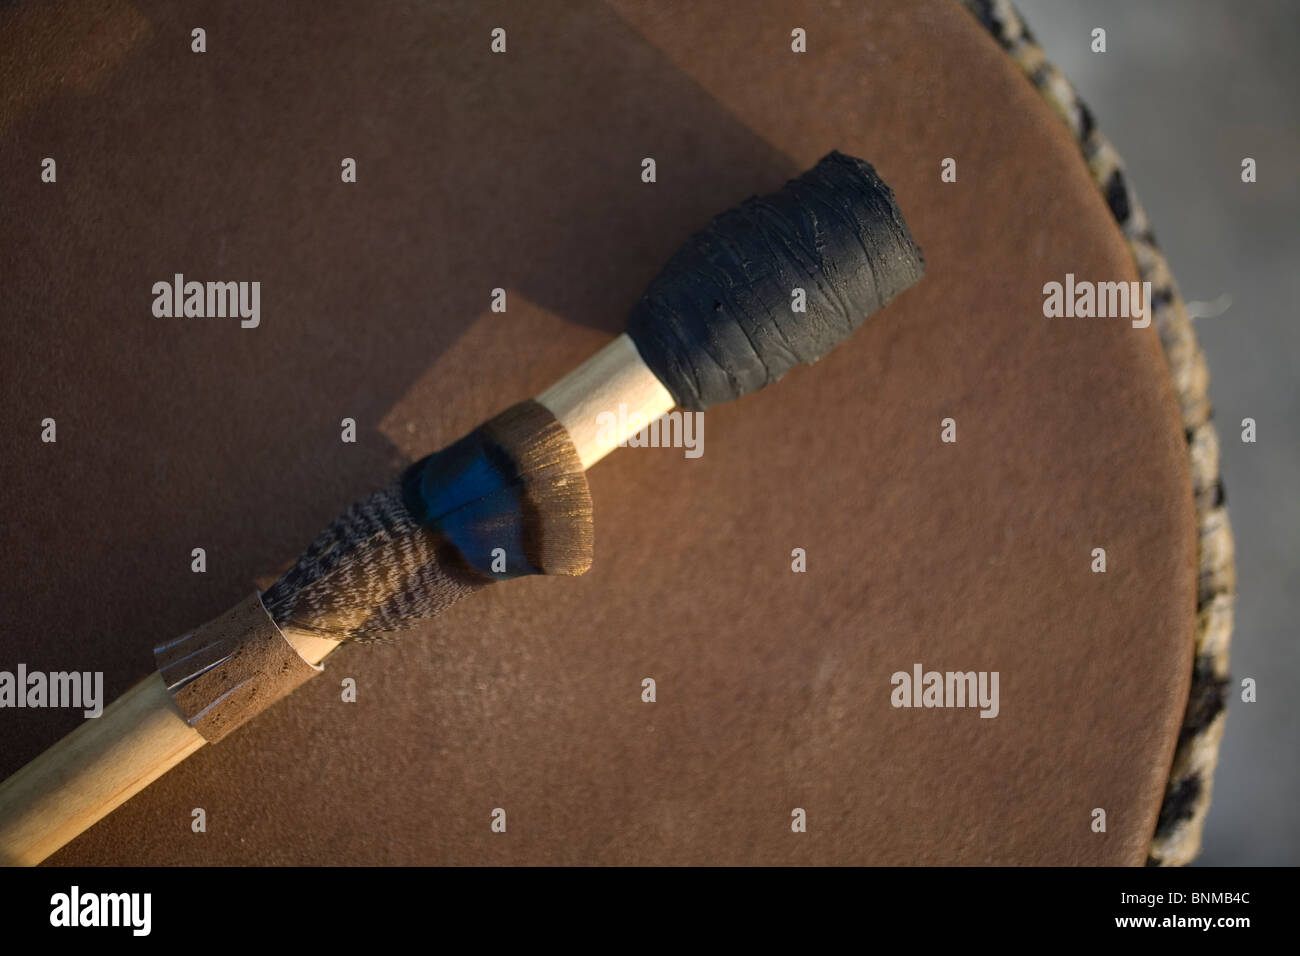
627,151,925,410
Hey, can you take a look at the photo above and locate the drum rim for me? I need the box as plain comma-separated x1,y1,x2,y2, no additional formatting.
960,0,1236,866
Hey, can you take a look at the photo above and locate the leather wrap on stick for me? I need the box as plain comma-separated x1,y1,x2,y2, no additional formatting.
154,593,322,743
263,399,595,641
156,400,597,738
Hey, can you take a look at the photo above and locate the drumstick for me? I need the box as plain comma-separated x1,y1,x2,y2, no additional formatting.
0,151,924,865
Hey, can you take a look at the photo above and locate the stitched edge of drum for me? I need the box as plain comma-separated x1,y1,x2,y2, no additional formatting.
959,0,1236,866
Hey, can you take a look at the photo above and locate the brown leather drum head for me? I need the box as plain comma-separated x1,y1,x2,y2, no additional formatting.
0,0,1195,864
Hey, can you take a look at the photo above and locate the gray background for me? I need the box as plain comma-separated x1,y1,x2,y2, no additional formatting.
1016,0,1298,865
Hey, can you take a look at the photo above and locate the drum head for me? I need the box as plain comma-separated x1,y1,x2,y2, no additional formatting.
0,0,1203,864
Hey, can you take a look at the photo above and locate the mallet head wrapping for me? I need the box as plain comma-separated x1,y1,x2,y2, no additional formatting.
626,150,925,410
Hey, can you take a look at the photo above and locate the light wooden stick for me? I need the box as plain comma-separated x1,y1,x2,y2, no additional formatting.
537,332,675,469
0,333,674,866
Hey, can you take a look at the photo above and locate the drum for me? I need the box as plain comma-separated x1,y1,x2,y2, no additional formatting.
0,0,1233,865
